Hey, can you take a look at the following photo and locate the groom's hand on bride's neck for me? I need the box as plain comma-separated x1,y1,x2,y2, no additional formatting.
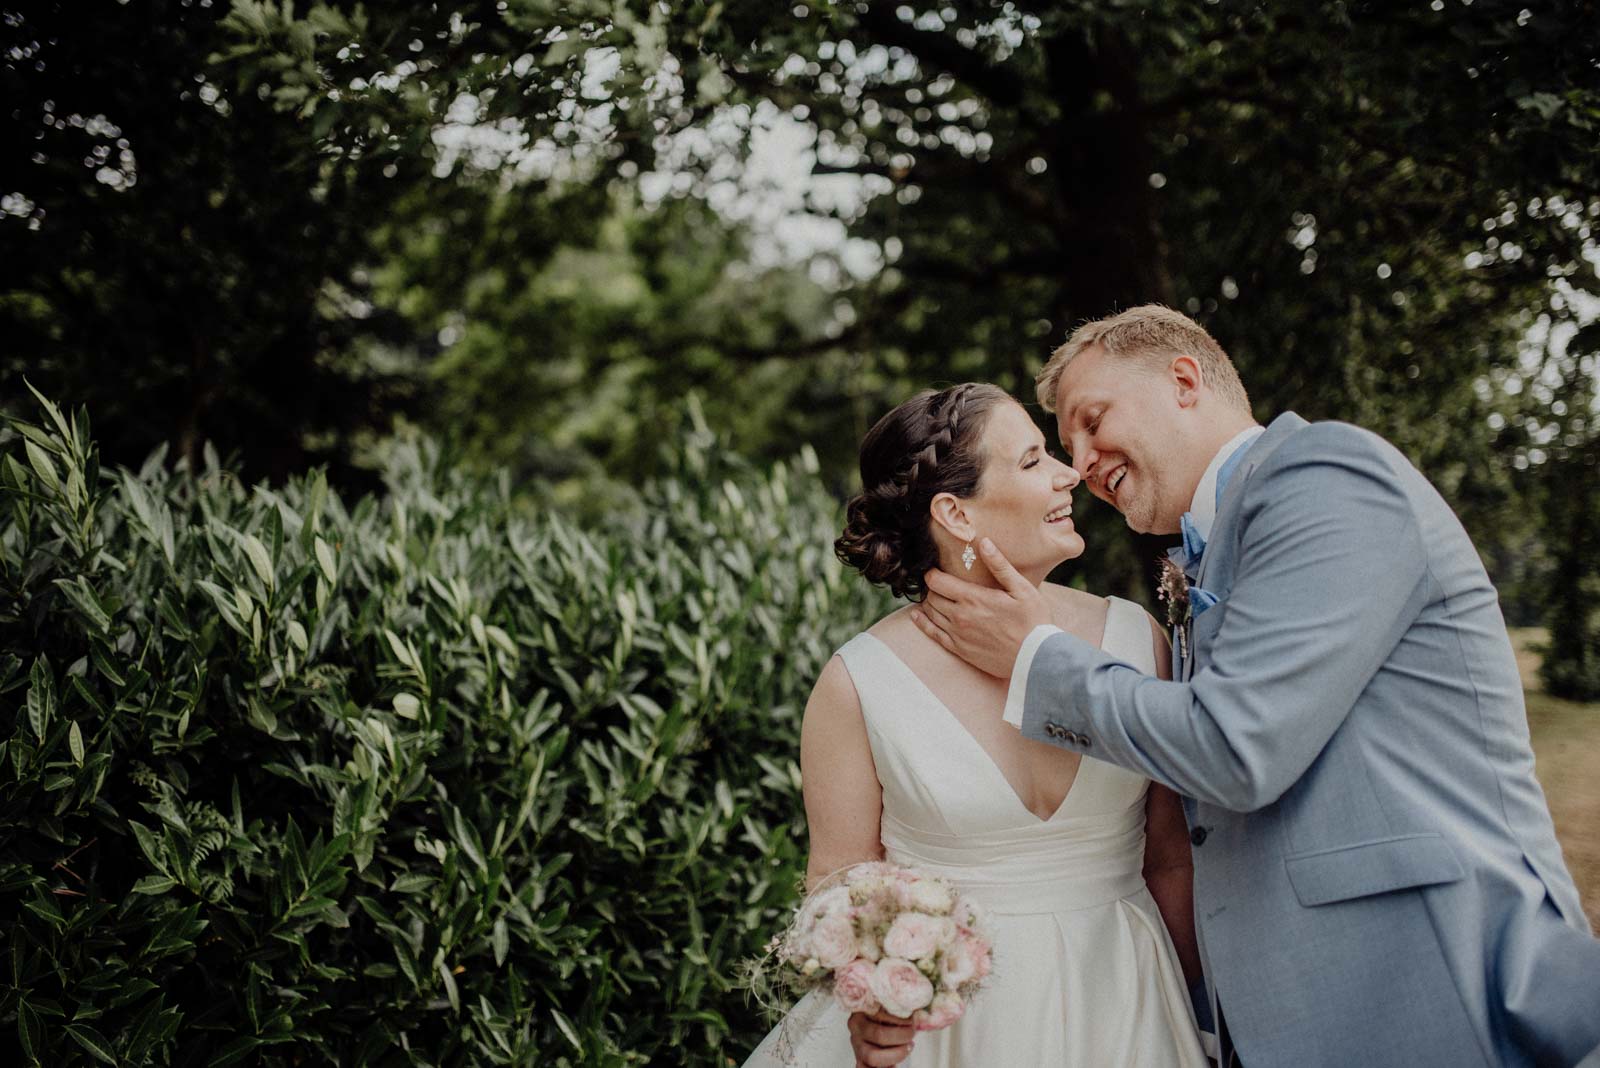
913,538,1051,679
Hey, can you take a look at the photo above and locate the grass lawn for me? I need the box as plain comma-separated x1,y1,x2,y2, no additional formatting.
1512,628,1600,933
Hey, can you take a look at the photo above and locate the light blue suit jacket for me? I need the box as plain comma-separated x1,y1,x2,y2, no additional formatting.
1021,412,1600,1067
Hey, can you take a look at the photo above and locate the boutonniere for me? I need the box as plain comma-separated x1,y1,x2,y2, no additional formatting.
1157,556,1191,659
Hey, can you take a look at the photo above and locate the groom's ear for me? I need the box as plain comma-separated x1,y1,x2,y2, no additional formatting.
1169,354,1204,408
928,493,975,541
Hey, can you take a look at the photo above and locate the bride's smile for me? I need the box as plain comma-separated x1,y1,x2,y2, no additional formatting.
928,400,1085,586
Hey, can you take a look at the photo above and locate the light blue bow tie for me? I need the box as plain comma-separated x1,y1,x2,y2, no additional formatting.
1165,431,1262,630
1164,536,1220,624
1171,434,1257,579
1177,512,1207,577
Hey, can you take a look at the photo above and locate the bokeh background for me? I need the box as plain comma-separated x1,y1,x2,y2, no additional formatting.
2,2,1597,1065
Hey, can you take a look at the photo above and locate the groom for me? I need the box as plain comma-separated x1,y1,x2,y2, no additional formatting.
906,305,1600,1067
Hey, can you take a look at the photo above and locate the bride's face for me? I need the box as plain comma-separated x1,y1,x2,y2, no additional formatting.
937,401,1084,573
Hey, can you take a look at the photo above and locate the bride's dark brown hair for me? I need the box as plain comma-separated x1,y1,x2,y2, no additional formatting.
834,383,1011,600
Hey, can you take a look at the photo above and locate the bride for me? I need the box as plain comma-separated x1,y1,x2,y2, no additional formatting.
742,383,1209,1067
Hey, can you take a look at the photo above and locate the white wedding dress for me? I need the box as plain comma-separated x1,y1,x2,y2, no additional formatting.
742,597,1209,1067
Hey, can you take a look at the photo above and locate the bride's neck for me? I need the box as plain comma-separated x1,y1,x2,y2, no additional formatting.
933,545,1051,590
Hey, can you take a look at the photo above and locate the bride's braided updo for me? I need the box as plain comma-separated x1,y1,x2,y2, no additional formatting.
834,383,1011,600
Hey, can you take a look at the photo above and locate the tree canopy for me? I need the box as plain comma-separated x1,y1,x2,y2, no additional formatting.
4,0,1598,685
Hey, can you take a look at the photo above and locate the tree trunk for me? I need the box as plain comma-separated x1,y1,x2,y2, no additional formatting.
1042,24,1175,327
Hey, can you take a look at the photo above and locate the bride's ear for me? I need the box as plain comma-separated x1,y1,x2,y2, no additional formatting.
929,493,975,541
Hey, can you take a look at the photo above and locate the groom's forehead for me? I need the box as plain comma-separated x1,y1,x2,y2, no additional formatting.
1055,353,1117,419
1058,348,1160,416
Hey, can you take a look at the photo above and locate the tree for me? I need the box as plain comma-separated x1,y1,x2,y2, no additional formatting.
0,1,680,484
6,1,1598,665
366,178,851,509
0,3,426,484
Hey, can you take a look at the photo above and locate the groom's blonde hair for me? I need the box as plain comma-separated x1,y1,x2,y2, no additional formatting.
1036,304,1250,415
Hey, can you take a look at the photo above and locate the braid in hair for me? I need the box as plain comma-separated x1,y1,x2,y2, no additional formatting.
902,382,981,495
835,383,1010,600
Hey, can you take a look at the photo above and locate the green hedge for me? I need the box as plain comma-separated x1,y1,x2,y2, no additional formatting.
0,390,887,1066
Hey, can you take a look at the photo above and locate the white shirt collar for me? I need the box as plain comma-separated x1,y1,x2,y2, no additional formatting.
1188,425,1266,542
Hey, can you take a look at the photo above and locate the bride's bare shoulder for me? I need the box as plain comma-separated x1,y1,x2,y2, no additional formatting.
863,604,919,645
806,606,916,715
1039,582,1112,645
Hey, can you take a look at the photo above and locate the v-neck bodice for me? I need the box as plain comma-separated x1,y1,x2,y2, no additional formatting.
855,631,1085,823
836,597,1155,916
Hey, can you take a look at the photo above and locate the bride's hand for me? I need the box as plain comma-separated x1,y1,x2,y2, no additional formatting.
915,538,1051,678
847,1009,915,1067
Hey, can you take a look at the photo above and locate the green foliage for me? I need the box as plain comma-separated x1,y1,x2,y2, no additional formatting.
373,188,848,508
0,391,888,1065
8,3,1598,682
0,1,431,485
180,0,1600,616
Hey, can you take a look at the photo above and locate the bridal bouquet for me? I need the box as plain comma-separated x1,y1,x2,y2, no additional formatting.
753,862,994,1033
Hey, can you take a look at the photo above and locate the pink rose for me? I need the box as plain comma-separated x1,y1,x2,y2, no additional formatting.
810,913,859,969
938,937,976,988
883,913,942,961
832,958,879,1014
870,958,935,1018
913,991,966,1032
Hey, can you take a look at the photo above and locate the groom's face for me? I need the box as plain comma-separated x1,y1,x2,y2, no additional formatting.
1052,344,1188,535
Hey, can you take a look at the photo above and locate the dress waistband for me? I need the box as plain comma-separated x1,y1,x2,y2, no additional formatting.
880,810,1148,917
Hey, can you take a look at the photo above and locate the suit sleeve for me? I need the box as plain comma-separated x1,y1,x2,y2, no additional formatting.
1018,426,1431,811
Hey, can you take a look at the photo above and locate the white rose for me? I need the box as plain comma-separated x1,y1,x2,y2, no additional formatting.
938,937,977,988
908,878,955,915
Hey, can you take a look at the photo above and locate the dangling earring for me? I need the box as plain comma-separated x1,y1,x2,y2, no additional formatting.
962,541,977,571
